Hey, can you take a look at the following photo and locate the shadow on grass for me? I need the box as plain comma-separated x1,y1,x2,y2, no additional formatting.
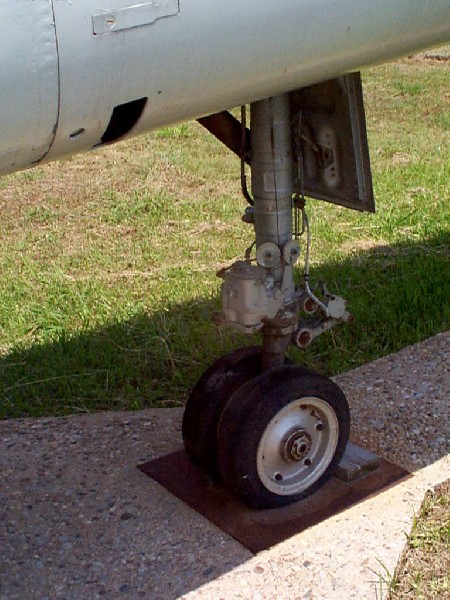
1,233,448,420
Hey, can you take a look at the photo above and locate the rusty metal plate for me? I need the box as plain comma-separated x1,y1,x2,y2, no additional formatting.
138,446,410,554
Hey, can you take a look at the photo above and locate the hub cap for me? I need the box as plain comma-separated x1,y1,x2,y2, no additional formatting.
256,396,339,495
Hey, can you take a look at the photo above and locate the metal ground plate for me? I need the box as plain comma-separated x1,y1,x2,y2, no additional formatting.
138,444,410,554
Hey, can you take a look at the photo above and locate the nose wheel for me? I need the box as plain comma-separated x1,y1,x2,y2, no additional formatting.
216,366,350,508
182,346,294,478
183,360,349,509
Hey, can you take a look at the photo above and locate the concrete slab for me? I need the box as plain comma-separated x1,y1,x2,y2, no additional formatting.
1,332,448,600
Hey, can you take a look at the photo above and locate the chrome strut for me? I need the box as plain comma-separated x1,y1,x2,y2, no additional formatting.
250,94,297,369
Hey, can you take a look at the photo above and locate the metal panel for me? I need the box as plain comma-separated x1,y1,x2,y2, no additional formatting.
290,73,375,212
0,0,59,175
92,1,179,35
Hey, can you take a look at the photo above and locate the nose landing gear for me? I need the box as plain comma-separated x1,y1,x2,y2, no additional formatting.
183,93,352,508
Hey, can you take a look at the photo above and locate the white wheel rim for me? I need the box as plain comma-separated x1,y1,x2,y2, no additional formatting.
256,396,339,495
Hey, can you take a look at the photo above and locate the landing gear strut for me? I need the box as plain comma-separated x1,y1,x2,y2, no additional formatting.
184,93,353,509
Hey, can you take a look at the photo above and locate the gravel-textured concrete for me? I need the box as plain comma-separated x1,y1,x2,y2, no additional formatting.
1,332,448,599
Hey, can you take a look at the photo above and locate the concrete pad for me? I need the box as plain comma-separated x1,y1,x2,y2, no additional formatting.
1,332,448,600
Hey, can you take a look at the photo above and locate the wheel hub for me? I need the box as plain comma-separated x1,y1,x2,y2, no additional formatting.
282,429,312,462
256,395,340,496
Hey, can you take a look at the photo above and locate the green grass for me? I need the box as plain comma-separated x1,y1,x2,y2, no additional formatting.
0,55,449,419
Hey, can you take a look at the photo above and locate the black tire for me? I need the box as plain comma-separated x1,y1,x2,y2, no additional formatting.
217,366,350,509
182,346,265,477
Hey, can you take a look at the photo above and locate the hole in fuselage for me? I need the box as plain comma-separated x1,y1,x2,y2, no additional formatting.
70,128,85,139
100,97,148,145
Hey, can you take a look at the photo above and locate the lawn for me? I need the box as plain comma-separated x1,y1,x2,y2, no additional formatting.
0,53,448,419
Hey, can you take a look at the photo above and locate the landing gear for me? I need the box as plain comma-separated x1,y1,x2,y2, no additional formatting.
184,90,358,508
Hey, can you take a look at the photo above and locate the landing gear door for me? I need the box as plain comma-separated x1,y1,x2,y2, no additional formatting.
290,72,375,212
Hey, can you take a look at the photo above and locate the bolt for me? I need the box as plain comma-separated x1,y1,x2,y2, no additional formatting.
315,422,324,431
304,458,312,466
297,331,311,347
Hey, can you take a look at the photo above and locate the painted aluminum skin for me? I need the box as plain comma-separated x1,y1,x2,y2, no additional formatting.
0,0,59,173
1,0,449,176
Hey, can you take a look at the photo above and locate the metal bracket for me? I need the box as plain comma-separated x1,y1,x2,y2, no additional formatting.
293,284,353,348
